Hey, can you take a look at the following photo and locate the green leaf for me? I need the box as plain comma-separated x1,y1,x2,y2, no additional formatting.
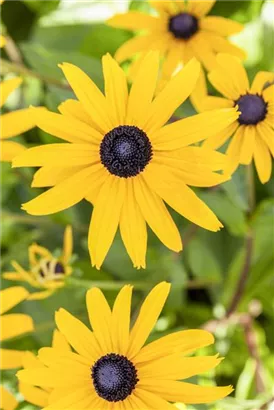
186,238,222,281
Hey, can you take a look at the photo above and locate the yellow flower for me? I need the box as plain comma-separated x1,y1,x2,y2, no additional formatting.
108,0,246,79
198,54,274,183
13,53,239,269
0,286,34,410
19,330,71,408
3,226,73,300
0,77,43,162
17,282,233,409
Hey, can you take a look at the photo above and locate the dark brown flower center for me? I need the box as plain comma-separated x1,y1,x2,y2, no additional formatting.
236,94,267,125
169,13,199,39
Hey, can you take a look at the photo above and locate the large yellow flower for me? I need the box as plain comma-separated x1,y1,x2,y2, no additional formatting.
3,226,73,300
0,286,34,410
198,54,274,183
19,330,71,408
108,0,245,79
13,53,239,269
0,77,43,162
17,282,232,409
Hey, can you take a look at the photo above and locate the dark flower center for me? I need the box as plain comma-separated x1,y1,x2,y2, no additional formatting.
91,353,138,402
169,13,199,39
39,261,65,277
100,125,153,178
236,94,267,125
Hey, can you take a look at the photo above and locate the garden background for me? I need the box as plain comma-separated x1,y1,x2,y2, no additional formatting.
1,1,274,409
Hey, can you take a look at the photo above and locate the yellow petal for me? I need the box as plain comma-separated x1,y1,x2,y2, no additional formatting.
199,96,234,112
138,354,222,380
86,288,112,354
254,135,272,184
120,179,147,269
102,53,128,126
189,32,217,71
2,272,23,281
225,125,244,176
138,379,233,404
52,329,71,352
107,11,161,31
135,329,214,363
28,244,52,267
0,348,25,369
0,34,6,49
0,77,22,107
55,308,101,361
1,108,43,139
19,383,49,407
61,225,73,265
59,62,114,133
134,388,175,409
201,16,243,36
143,58,201,134
151,108,238,150
205,34,246,60
0,140,26,162
21,164,103,216
149,0,179,15
1,314,34,341
111,285,133,355
144,163,223,231
58,99,97,129
186,0,216,17
88,175,126,269
43,386,97,410
17,367,84,387
240,125,255,165
256,121,274,157
0,385,18,410
22,351,44,369
189,68,207,113
162,44,184,79
250,71,274,94
126,51,159,128
0,286,29,314
38,348,90,374
127,282,171,359
27,290,55,300
263,84,274,103
203,121,238,150
133,176,182,252
32,165,87,188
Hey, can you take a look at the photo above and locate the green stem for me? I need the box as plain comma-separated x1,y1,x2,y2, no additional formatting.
247,163,256,215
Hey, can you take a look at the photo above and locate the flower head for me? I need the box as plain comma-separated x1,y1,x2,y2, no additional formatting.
108,0,246,79
3,226,73,300
13,53,239,269
0,77,44,162
0,286,34,410
17,282,233,409
198,54,274,183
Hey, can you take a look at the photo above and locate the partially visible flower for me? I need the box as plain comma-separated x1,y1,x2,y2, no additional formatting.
19,330,71,408
0,0,6,48
0,77,43,162
107,0,245,81
197,54,274,183
13,53,239,269
0,286,34,410
3,226,73,300
17,282,233,409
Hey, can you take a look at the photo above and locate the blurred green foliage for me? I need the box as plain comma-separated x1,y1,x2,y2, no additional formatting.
1,1,274,409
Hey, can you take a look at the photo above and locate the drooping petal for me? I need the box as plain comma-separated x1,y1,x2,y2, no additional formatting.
250,71,274,94
102,53,128,126
143,58,200,134
19,383,49,407
59,63,114,133
189,32,217,71
0,76,22,107
127,282,171,359
151,108,238,150
1,314,34,341
162,44,184,79
240,125,255,165
111,285,133,355
55,308,101,361
138,379,233,403
86,288,112,354
107,11,161,31
256,121,274,157
133,176,182,252
0,140,26,162
201,16,243,36
186,0,216,17
126,51,159,128
144,163,223,231
88,175,126,269
204,33,247,60
21,164,104,216
203,121,238,150
0,348,25,369
135,329,214,363
0,385,18,410
120,179,147,269
62,225,73,264
253,135,272,184
0,286,29,314
225,125,244,176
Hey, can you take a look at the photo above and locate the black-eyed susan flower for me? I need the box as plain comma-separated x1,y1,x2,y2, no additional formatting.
0,286,34,410
17,282,233,409
19,330,71,408
13,53,239,269
3,226,73,300
0,77,44,162
198,54,274,183
107,0,246,80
